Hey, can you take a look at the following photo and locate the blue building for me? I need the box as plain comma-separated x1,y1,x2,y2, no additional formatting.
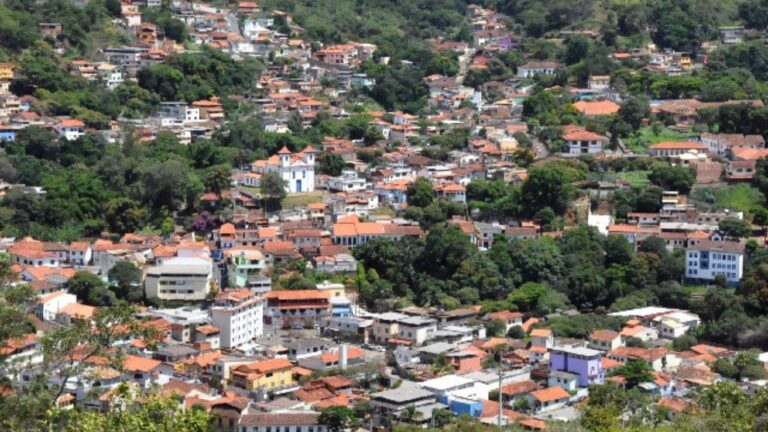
0,126,17,142
331,296,351,317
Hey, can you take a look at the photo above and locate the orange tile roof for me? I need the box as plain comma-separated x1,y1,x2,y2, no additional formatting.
530,328,552,338
590,329,620,342
265,290,330,301
122,355,162,372
573,100,620,116
319,347,364,363
650,141,705,150
529,386,570,402
501,380,538,396
59,303,96,320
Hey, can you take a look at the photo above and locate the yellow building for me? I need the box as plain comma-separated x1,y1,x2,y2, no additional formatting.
316,281,346,298
231,358,294,391
0,63,15,80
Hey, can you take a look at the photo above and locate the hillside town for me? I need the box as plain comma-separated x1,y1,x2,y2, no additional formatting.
3,0,768,431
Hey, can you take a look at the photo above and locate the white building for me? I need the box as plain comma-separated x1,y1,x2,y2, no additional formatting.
54,119,85,141
144,257,214,301
36,291,76,321
419,374,489,401
686,240,745,284
397,316,438,345
564,127,606,155
327,170,369,192
160,102,200,125
251,146,316,193
96,63,123,90
239,412,327,432
210,288,264,349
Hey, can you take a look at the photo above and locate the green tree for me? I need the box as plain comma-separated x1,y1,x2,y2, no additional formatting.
104,198,149,235
486,319,506,337
319,406,360,432
64,271,117,307
204,164,231,198
108,261,144,304
619,95,650,130
407,177,435,208
316,152,346,176
260,171,287,212
718,217,752,240
610,358,653,388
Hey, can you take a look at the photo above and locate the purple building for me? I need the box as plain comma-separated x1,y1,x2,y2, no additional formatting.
549,346,604,387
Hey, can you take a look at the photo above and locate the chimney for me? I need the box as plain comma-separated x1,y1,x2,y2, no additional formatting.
339,344,348,370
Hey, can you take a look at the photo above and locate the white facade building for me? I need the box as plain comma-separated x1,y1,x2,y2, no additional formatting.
36,292,77,321
144,257,214,301
327,170,369,192
210,288,264,349
686,240,745,284
251,146,316,193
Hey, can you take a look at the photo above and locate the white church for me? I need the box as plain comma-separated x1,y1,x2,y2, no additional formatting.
250,146,316,193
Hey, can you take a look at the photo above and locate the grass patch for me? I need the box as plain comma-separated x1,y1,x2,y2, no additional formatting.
624,126,697,153
615,171,650,187
712,184,764,213
369,207,396,218
282,191,324,209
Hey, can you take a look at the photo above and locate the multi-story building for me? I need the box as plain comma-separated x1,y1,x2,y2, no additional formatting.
210,288,264,349
327,170,369,192
144,257,214,301
54,119,85,141
239,412,327,432
225,249,267,290
686,240,745,284
564,127,606,155
549,345,604,387
231,358,294,391
264,290,331,328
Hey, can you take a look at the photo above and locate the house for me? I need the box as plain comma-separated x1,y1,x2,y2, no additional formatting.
563,126,606,155
588,330,623,352
0,63,14,80
297,345,365,371
211,288,264,349
700,133,764,156
225,249,267,290
251,146,316,193
572,100,620,117
370,384,437,426
719,26,744,44
530,328,554,349
144,257,214,301
547,371,579,393
587,75,611,91
264,290,331,328
239,412,328,432
36,291,77,321
122,355,162,387
649,141,706,157
550,345,604,387
608,347,677,372
396,316,438,345
526,386,571,413
39,22,62,39
517,62,560,78
500,380,538,404
231,358,294,392
327,170,368,192
686,240,744,284
54,119,85,141
487,311,524,334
